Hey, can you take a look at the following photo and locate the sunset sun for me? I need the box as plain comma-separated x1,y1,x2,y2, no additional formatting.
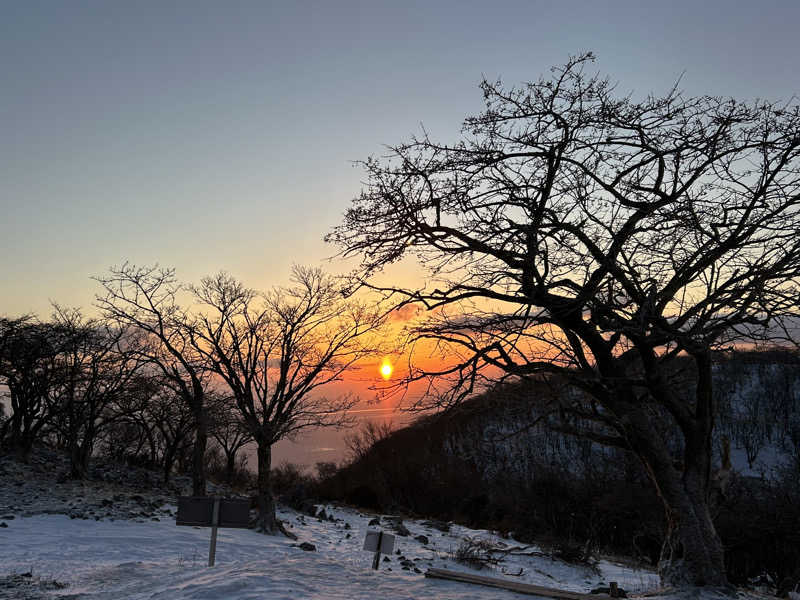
379,360,393,380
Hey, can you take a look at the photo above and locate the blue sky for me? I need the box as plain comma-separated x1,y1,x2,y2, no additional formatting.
2,0,799,315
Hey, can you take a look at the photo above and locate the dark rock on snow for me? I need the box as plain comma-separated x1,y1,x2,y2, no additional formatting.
298,542,316,551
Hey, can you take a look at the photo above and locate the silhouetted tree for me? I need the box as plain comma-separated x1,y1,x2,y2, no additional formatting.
144,377,196,484
344,419,395,463
48,305,147,479
96,371,194,479
206,391,253,485
95,264,211,496
189,268,385,533
0,316,62,459
96,372,160,466
329,53,800,586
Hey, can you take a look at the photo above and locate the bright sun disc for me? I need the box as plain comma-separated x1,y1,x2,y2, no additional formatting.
379,361,393,379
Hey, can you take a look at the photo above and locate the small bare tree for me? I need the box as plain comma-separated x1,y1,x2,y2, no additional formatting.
329,54,800,586
145,377,196,484
344,419,395,463
206,391,253,485
95,264,211,496
189,267,385,533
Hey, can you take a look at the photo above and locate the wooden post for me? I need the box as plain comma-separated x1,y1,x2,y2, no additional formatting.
371,530,384,570
208,497,220,567
609,582,619,598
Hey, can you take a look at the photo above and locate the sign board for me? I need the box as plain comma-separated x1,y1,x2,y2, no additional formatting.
363,530,395,554
176,497,250,529
176,496,251,567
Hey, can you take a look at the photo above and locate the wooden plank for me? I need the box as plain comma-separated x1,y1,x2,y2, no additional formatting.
425,568,611,600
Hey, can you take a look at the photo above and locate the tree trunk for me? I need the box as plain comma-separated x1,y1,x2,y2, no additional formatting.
254,441,280,533
0,418,10,449
69,441,88,479
163,447,176,484
69,427,95,480
146,429,157,467
8,399,31,461
192,402,207,496
622,382,727,589
11,432,34,463
225,450,236,484
647,443,728,587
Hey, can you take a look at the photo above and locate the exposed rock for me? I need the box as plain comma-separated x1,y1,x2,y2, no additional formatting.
298,542,316,551
414,534,429,545
368,517,380,526
0,447,192,525
385,517,410,537
421,519,450,533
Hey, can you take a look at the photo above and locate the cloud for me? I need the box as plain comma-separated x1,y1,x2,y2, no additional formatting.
388,304,423,323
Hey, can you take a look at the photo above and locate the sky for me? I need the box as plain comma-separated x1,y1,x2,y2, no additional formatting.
2,0,800,318
2,0,799,466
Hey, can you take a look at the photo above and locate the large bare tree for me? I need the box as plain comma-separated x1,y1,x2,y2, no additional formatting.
189,267,385,533
95,264,211,496
328,54,800,586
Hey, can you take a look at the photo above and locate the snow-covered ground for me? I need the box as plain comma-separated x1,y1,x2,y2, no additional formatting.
1,503,661,599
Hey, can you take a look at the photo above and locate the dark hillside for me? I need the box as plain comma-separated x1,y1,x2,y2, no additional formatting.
319,350,800,584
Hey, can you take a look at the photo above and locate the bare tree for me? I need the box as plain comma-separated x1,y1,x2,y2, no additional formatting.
206,391,253,485
189,268,385,533
97,372,161,466
97,371,195,481
48,305,146,479
0,316,62,459
344,419,395,463
328,54,800,586
145,377,196,484
95,264,210,496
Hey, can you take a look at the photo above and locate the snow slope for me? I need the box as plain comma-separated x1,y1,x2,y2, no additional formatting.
1,504,660,599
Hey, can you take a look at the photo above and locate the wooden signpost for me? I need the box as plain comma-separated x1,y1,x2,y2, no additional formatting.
176,496,250,567
363,529,395,569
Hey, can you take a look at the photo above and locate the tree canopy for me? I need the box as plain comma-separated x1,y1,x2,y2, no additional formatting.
329,53,800,586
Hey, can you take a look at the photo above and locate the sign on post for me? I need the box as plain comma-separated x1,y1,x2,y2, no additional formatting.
176,496,251,566
363,529,395,570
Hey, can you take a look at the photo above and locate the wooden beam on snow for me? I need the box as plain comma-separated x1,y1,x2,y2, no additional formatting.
425,568,613,600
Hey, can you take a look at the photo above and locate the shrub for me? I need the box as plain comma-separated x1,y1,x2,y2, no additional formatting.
452,538,502,570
